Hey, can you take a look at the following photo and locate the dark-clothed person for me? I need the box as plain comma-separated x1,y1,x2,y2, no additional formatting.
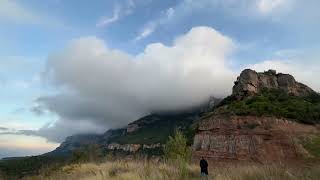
200,157,208,177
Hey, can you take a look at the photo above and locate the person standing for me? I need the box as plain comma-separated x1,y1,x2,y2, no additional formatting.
200,157,209,178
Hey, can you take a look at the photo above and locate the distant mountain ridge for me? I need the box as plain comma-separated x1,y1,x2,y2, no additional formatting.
48,96,221,156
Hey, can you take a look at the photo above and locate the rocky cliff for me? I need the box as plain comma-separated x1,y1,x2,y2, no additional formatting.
193,115,318,162
193,69,320,163
233,69,315,99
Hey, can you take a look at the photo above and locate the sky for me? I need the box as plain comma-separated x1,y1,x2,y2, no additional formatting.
0,0,320,158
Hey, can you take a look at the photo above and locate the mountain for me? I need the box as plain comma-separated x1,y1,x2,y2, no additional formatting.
193,69,320,162
2,69,320,178
48,96,221,156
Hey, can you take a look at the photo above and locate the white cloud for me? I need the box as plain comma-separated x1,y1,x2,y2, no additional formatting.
96,6,121,27
23,26,319,144
134,6,176,41
96,0,136,28
166,7,175,19
134,0,298,40
37,26,236,142
257,0,292,14
134,23,156,41
257,0,288,14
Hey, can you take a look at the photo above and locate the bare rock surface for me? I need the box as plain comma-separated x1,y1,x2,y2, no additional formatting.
193,115,318,162
232,69,315,99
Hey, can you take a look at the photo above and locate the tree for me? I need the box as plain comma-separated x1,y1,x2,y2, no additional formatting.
163,130,191,163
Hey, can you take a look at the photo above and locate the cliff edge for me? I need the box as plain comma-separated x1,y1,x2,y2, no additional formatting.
233,69,315,99
193,69,320,163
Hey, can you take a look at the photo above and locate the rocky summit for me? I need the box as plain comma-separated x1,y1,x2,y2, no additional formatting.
233,69,315,99
193,69,320,163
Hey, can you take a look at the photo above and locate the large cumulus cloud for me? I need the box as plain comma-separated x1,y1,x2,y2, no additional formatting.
33,27,236,142
30,26,320,143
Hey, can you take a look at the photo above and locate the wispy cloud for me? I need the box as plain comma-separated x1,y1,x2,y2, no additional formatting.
96,0,136,28
134,0,296,41
134,23,156,41
96,6,121,27
257,0,293,15
134,7,175,41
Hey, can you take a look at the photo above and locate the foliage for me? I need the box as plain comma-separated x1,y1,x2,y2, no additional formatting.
163,130,191,163
110,114,195,144
0,155,68,178
219,89,320,124
71,144,104,163
301,135,320,158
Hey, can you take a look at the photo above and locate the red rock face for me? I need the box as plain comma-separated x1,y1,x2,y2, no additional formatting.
193,115,318,163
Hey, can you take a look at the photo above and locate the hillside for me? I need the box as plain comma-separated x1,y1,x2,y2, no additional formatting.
193,69,320,162
0,97,219,177
47,96,219,156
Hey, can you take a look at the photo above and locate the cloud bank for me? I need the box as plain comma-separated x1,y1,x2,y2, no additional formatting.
28,26,320,143
34,27,236,142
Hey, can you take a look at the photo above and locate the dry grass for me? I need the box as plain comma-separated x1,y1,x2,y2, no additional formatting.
23,160,320,180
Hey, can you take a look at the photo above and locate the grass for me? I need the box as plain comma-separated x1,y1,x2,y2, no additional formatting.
19,160,320,180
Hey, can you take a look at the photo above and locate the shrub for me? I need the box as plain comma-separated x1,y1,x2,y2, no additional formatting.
301,135,320,158
221,89,320,124
163,130,191,163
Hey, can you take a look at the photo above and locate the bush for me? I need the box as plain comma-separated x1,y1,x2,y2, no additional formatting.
163,130,191,163
221,89,320,124
301,135,320,158
71,144,104,163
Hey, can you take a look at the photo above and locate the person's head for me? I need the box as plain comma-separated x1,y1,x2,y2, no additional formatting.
201,156,204,160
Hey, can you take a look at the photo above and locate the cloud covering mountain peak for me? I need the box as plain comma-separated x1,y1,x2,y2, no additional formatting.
35,27,236,142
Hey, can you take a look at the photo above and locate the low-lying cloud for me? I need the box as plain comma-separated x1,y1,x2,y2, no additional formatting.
34,27,236,142
28,26,320,143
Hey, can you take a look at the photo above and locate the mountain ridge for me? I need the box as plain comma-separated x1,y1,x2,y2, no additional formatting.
193,69,320,162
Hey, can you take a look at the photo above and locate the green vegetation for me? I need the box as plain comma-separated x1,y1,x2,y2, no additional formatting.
0,155,68,178
219,89,320,124
110,114,195,144
70,144,104,163
163,130,191,163
301,135,320,158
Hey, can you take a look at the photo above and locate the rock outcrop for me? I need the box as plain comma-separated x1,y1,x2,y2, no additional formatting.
233,69,314,99
193,115,318,162
193,69,319,163
106,143,163,153
107,143,142,152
